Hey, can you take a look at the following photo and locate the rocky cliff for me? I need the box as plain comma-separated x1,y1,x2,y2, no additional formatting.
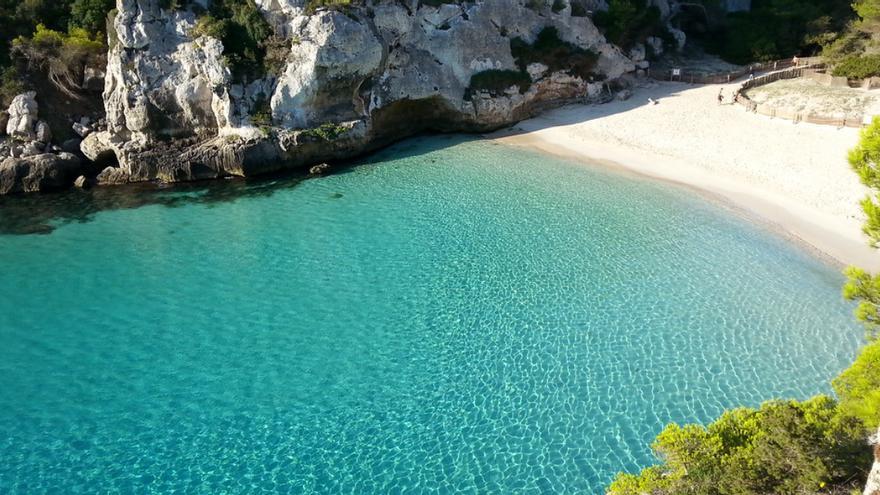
76,0,648,185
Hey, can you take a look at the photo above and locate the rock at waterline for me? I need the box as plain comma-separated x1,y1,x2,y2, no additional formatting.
310,163,331,175
96,166,130,185
0,152,82,194
73,175,89,189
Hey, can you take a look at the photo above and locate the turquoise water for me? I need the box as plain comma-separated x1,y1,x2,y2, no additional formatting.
0,137,863,493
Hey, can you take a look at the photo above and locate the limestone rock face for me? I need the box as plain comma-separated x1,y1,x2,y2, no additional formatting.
5,92,39,141
0,152,82,194
92,0,641,184
272,11,384,128
104,2,231,141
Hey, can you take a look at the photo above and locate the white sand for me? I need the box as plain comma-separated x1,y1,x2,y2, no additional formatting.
492,81,880,269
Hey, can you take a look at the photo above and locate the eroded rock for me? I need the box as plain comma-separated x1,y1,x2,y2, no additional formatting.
86,0,647,188
309,163,331,175
0,152,82,194
5,92,38,141
74,175,90,189
35,121,52,144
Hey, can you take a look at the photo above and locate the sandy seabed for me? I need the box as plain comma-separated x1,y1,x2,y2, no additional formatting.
493,80,880,270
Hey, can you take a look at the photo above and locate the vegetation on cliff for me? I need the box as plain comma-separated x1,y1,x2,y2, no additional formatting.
592,0,671,51
701,0,852,64
0,0,112,106
189,0,285,81
466,26,599,99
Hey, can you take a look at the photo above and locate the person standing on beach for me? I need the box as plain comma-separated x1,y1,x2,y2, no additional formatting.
718,89,724,105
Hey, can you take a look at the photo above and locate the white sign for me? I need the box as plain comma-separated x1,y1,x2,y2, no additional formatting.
672,68,681,76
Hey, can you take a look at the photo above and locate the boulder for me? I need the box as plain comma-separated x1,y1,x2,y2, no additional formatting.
309,163,331,175
629,43,646,62
73,122,93,138
20,141,43,157
669,26,687,51
96,166,130,185
5,92,38,141
35,120,52,144
0,152,82,194
73,175,89,189
646,36,664,57
527,63,550,81
80,131,116,163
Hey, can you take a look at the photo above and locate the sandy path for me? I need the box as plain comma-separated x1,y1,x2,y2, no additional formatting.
492,81,880,269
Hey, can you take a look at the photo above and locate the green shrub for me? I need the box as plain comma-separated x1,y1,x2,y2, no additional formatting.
847,117,880,247
69,0,114,35
570,2,588,17
834,340,880,428
11,24,104,96
698,0,853,64
511,26,600,81
300,122,348,141
249,94,272,128
188,0,275,82
0,65,25,108
833,54,880,79
465,69,532,100
608,396,870,495
592,0,663,51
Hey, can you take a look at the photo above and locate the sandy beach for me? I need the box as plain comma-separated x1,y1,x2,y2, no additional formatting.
494,80,880,270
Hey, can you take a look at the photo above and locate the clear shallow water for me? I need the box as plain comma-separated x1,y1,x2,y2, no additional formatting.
0,136,863,493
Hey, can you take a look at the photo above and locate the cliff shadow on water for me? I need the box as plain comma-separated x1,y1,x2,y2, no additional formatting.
0,78,691,237
0,134,480,236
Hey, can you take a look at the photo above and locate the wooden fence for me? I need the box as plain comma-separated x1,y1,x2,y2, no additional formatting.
734,65,871,128
647,57,823,85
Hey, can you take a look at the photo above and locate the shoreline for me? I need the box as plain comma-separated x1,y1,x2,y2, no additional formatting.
490,82,880,270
